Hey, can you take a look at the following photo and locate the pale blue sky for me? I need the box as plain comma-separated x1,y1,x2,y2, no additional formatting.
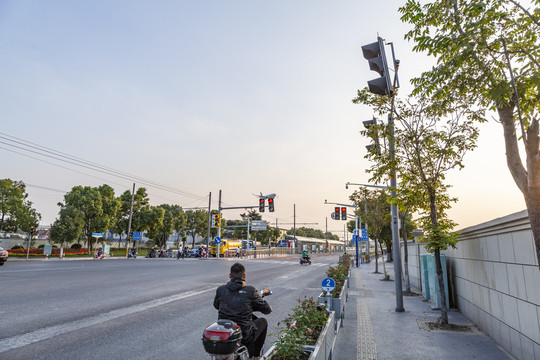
1,1,525,234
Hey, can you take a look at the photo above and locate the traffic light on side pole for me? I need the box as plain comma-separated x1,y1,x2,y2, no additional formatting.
212,214,220,228
259,198,265,212
361,36,392,96
341,207,347,220
363,118,381,155
268,197,274,212
334,207,340,220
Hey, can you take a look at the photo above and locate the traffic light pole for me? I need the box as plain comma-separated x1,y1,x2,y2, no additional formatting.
206,192,212,255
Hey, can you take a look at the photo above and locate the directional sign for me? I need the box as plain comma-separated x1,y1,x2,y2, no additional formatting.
92,233,104,238
353,229,358,236
352,235,358,244
214,236,221,244
321,277,336,292
133,232,142,241
251,220,267,231
330,212,336,220
361,229,369,241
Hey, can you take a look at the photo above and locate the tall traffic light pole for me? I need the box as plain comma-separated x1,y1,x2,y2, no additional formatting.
361,35,404,312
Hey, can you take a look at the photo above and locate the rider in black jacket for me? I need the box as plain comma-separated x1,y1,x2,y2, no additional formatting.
213,263,272,360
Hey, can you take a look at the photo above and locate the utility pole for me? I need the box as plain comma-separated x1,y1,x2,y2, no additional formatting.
206,192,211,253
325,217,328,253
293,204,296,251
127,182,135,254
217,190,222,260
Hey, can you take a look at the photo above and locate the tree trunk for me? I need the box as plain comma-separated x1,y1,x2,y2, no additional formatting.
498,105,540,268
386,240,393,262
402,213,411,293
374,237,379,273
434,248,448,324
525,196,540,270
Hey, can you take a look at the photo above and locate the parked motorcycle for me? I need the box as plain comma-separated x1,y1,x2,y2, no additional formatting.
146,248,156,258
128,249,137,258
202,289,272,360
299,257,311,265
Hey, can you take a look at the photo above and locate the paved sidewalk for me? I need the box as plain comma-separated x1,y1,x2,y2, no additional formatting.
333,261,513,360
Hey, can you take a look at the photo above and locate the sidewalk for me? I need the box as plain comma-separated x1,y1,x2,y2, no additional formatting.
333,261,513,360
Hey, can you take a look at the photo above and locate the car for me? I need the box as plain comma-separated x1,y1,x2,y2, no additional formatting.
0,247,8,266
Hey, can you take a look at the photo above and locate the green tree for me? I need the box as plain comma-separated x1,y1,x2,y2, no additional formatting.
112,187,150,246
350,189,391,277
355,90,479,324
50,205,84,248
184,210,207,248
146,204,186,248
399,0,540,269
62,185,120,253
0,179,41,233
143,206,166,247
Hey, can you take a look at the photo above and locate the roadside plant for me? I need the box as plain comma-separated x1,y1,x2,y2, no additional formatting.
271,297,328,360
323,255,351,297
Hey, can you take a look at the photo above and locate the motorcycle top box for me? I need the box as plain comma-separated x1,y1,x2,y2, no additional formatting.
202,319,243,355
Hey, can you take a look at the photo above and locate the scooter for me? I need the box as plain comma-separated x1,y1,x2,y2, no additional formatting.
202,289,272,360
128,249,137,258
299,257,311,265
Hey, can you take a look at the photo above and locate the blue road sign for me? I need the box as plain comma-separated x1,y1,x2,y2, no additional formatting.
352,235,358,244
92,232,104,237
214,236,221,244
361,229,369,241
321,277,336,292
353,229,358,236
133,232,142,241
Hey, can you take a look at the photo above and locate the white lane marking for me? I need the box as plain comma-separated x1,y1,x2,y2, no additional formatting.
0,287,214,353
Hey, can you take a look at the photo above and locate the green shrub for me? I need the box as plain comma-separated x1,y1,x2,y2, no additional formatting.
11,245,23,250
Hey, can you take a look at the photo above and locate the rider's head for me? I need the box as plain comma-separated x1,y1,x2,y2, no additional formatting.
229,262,246,280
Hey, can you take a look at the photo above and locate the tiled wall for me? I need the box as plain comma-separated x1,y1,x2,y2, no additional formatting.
403,210,540,359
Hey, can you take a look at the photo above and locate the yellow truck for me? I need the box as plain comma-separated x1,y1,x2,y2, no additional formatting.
209,240,243,257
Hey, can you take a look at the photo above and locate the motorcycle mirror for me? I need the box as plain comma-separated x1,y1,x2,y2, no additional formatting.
260,289,272,297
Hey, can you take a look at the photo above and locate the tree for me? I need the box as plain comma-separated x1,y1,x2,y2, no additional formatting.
145,204,186,248
50,206,84,248
399,0,540,269
0,179,41,233
350,189,391,277
112,187,150,246
355,90,480,324
62,185,120,253
143,206,166,247
184,210,207,248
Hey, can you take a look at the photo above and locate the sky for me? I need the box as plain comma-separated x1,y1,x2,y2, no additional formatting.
0,1,527,238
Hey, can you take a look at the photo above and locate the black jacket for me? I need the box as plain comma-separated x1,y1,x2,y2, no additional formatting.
213,278,272,338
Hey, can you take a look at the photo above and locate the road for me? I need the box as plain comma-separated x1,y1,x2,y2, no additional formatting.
0,255,338,360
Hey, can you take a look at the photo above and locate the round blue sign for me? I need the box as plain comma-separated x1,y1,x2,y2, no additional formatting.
321,277,336,292
214,236,221,244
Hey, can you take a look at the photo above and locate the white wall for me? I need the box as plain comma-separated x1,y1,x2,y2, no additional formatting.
404,210,540,359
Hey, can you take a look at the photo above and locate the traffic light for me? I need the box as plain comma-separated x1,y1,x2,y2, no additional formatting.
363,118,381,155
212,214,220,228
259,198,265,212
30,227,36,236
361,36,393,96
268,197,274,212
334,207,340,220
341,207,347,220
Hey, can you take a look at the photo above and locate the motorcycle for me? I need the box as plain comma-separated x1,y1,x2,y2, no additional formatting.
146,248,156,258
202,289,272,360
128,249,137,258
299,257,311,265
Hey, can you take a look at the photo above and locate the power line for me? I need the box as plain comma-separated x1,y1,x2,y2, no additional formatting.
0,132,209,203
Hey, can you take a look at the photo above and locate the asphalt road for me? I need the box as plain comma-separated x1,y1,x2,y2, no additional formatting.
0,255,338,360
